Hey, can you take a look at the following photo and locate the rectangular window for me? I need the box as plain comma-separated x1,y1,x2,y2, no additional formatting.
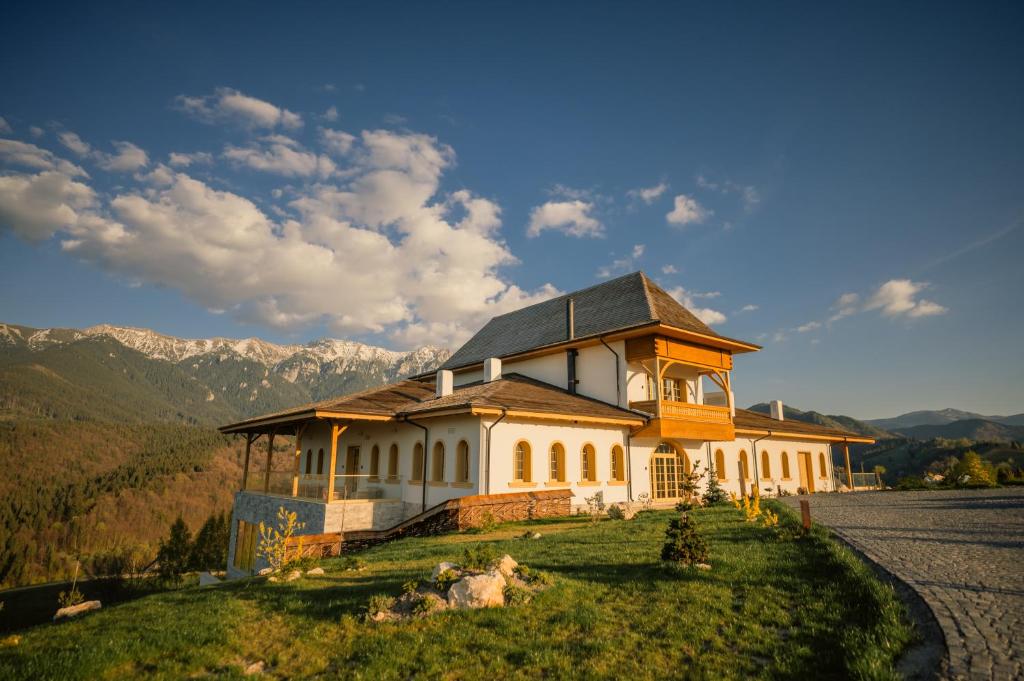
662,378,681,402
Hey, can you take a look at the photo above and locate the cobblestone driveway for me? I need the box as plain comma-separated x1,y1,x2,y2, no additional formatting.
783,488,1024,680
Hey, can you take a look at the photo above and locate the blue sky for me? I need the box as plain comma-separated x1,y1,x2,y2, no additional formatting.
1,1,1022,418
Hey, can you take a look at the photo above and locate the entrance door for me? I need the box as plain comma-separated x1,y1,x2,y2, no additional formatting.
651,453,681,500
345,446,360,496
798,452,815,493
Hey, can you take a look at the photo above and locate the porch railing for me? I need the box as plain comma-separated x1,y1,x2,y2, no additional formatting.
629,399,732,423
244,472,403,502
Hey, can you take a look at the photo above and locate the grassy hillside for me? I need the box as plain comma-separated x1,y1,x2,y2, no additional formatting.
858,439,1024,482
890,419,1024,442
0,506,913,680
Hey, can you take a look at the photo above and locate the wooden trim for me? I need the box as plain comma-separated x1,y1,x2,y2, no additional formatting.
325,423,346,502
607,480,627,486
469,407,643,427
407,479,423,485
241,433,253,491
291,423,307,497
508,481,538,488
263,431,276,493
577,481,601,487
733,428,875,444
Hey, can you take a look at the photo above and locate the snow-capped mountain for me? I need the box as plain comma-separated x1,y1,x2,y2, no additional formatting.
0,322,451,420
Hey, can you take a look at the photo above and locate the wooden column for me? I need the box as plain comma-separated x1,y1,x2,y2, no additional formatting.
263,431,276,493
241,433,253,491
325,423,347,502
843,443,854,491
291,424,307,497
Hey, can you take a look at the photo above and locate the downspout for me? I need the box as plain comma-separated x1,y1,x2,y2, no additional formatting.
482,410,508,496
403,416,429,512
625,429,634,501
749,433,771,495
599,336,622,406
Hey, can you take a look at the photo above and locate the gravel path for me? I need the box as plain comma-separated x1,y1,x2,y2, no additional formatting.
782,488,1024,680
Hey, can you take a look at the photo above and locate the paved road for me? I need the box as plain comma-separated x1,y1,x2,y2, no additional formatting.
783,488,1024,680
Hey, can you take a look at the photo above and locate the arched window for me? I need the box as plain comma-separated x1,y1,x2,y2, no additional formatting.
387,444,399,479
305,448,313,475
456,441,470,483
610,445,625,482
715,449,726,480
581,444,597,482
819,452,828,478
369,445,380,478
761,451,771,479
781,452,791,479
513,441,532,482
412,443,424,482
739,450,749,481
316,448,325,475
549,443,566,482
431,441,445,482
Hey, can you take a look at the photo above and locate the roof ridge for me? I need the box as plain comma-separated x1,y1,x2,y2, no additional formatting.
485,271,645,322
637,271,659,320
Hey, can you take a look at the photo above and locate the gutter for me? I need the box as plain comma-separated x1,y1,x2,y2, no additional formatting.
482,410,508,495
403,416,430,512
599,336,622,406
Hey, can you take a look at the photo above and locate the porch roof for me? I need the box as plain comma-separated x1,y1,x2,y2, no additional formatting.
732,408,876,444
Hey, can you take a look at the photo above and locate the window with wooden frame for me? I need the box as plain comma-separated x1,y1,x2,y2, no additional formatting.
369,445,380,479
739,450,749,480
549,443,566,482
431,441,445,482
714,449,726,480
610,445,625,482
819,452,828,478
761,451,771,479
580,444,597,482
513,441,531,482
411,442,424,482
316,448,325,475
661,376,682,402
387,444,399,479
781,452,791,479
304,449,313,475
456,441,470,483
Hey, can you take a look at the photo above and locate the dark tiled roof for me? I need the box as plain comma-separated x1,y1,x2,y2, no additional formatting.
220,373,643,432
441,271,727,371
733,408,869,441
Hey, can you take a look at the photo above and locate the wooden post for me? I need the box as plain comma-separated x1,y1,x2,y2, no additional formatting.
325,423,347,502
241,433,253,491
263,431,276,493
291,423,306,497
843,443,854,491
799,499,811,531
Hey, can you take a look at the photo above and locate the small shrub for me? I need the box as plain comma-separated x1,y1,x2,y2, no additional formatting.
340,556,367,571
287,554,319,571
702,471,729,505
796,486,808,495
257,507,305,574
462,543,499,571
607,504,625,520
57,586,84,609
896,476,927,490
513,564,533,580
761,509,779,528
503,584,532,606
413,595,443,615
583,491,605,522
674,501,694,513
401,579,420,595
434,569,459,592
661,512,709,567
366,593,395,617
951,451,995,487
528,570,554,587
776,488,792,497
636,493,653,512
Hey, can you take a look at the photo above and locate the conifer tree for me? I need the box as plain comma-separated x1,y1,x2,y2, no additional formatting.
157,516,192,584
661,512,709,566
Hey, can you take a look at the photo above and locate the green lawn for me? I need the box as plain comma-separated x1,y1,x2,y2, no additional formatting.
0,503,913,680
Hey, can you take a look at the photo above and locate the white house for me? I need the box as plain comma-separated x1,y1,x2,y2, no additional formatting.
222,272,873,577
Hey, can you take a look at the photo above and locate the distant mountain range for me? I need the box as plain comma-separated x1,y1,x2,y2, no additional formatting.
0,322,451,424
746,402,894,439
865,408,1024,430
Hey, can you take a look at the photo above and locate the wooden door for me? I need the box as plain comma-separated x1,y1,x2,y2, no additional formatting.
650,454,681,500
344,446,360,496
798,452,815,493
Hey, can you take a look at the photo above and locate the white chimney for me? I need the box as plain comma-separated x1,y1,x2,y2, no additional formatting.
483,357,502,383
770,400,784,421
436,369,454,398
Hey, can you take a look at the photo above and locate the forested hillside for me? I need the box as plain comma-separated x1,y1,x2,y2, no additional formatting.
0,323,450,589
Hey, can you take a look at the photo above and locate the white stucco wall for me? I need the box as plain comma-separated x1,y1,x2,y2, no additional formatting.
703,437,835,496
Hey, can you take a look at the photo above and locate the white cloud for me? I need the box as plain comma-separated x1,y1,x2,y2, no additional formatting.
628,182,668,204
661,264,678,275
796,321,821,333
828,292,860,322
526,200,603,238
864,280,947,318
29,126,44,138
58,131,91,156
666,194,711,226
739,304,759,313
697,173,760,211
323,106,339,122
597,244,644,278
0,117,12,134
319,128,356,156
175,87,303,130
96,141,149,172
666,286,727,326
0,171,96,240
0,139,88,177
224,136,334,178
0,127,559,348
168,151,213,167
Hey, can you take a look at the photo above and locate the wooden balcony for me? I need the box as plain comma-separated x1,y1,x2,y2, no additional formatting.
630,399,735,441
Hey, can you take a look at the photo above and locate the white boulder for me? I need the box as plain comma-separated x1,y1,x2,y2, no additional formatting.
447,572,506,609
431,561,460,581
258,567,274,576
306,567,325,576
284,569,302,582
54,600,101,622
496,555,518,578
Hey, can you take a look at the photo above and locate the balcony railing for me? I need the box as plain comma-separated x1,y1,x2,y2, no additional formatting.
629,399,732,424
244,472,403,502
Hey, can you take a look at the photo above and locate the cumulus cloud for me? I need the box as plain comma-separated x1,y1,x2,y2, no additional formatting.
58,131,91,156
628,182,668,204
0,117,11,134
29,126,44,138
666,286,727,326
0,124,558,348
175,87,303,130
319,128,356,156
323,106,339,122
168,151,213,167
224,136,334,178
864,280,947,318
828,292,860,322
597,244,644,278
527,200,603,238
96,141,149,172
0,139,87,177
661,264,678,275
666,194,711,226
796,321,821,333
